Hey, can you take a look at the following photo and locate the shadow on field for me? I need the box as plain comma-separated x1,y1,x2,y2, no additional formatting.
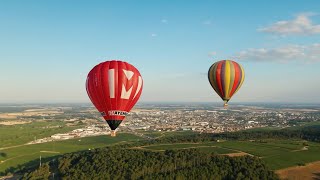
313,173,320,180
1,155,61,176
0,152,7,158
1,149,91,176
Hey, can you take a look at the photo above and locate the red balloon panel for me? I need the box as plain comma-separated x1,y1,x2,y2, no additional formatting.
86,60,143,121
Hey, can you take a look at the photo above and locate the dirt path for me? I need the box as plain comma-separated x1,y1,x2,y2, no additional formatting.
40,151,60,154
216,146,255,157
222,152,250,157
276,161,320,180
0,144,29,151
131,144,215,151
291,146,309,152
0,152,38,164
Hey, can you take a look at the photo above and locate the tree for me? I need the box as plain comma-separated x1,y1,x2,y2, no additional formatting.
22,163,50,180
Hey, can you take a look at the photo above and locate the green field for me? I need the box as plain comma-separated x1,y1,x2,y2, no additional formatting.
142,142,216,150
196,146,236,154
142,142,214,150
262,142,320,170
0,133,142,174
2,129,320,174
140,143,236,154
140,130,197,139
217,140,304,157
0,121,82,148
137,139,320,170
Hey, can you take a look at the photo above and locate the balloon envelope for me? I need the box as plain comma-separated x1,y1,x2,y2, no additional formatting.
208,60,244,106
86,60,143,131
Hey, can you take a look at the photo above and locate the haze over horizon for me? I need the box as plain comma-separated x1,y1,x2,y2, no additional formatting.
1,0,320,103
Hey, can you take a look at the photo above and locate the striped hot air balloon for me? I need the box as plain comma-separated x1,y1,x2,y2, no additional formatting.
208,60,245,107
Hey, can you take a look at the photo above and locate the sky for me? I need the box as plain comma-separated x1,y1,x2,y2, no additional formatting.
0,0,320,103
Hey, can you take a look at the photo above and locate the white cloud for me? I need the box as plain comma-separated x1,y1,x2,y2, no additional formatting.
259,13,320,35
208,51,217,57
234,44,320,62
161,19,168,23
203,20,212,25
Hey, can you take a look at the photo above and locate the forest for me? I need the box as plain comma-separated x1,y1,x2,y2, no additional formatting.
20,125,320,179
22,148,278,180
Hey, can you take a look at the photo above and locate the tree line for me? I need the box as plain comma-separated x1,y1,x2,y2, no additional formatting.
151,124,320,144
22,148,278,180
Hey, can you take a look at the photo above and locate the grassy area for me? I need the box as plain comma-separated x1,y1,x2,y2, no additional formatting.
217,140,304,157
141,130,198,138
139,142,237,154
138,131,164,138
263,145,320,170
0,121,82,148
2,129,320,174
196,146,235,154
160,131,198,137
0,133,143,174
142,142,215,150
136,139,320,170
217,140,320,170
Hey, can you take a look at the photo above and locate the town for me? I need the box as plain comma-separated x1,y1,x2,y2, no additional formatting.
0,103,319,144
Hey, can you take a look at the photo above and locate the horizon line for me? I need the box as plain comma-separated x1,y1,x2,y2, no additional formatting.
0,101,319,105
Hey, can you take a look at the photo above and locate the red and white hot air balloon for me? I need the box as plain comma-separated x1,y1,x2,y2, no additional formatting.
86,60,143,136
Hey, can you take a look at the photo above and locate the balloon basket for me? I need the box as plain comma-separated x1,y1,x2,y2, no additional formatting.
223,103,228,109
111,130,116,137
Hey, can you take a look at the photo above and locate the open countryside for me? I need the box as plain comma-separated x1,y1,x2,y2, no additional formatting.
0,105,320,180
133,139,320,170
0,134,142,174
0,104,320,179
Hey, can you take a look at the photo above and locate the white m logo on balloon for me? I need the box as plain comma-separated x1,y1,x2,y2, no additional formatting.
108,69,143,99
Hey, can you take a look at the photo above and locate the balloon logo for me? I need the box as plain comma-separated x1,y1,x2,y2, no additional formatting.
86,60,143,136
208,60,245,107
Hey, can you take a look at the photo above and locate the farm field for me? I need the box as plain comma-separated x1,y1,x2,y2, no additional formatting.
217,140,320,170
138,143,236,154
139,130,197,139
0,133,142,174
141,142,217,150
276,161,320,180
136,139,320,170
262,143,320,170
0,121,82,148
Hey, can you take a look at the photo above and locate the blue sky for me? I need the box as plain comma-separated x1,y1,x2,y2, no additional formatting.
0,0,320,103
